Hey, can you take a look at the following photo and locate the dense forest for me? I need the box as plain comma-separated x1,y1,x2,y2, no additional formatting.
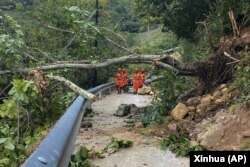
0,0,249,166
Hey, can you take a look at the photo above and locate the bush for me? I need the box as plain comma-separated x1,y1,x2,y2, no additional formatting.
139,102,166,125
160,135,206,157
231,51,250,101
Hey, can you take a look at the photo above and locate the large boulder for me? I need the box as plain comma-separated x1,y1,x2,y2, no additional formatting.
200,123,224,149
115,104,138,117
115,104,131,117
171,103,189,120
196,95,213,112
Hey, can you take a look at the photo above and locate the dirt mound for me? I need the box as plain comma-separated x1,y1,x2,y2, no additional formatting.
168,82,250,150
193,104,250,150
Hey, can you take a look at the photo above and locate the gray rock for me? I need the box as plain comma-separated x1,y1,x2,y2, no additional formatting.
130,104,138,115
115,104,131,117
81,122,93,128
115,104,138,117
124,118,135,123
200,123,224,148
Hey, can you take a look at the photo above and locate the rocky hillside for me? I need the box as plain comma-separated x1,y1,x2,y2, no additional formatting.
169,82,250,150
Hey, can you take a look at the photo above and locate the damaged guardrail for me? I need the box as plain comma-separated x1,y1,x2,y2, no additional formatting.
22,82,115,167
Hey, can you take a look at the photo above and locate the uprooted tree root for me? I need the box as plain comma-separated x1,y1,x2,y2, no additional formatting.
178,37,249,102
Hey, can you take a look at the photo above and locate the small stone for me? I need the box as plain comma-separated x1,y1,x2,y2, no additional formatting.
213,91,222,99
168,129,178,136
81,122,93,128
215,99,223,104
196,108,202,113
188,106,196,112
219,84,227,90
134,122,144,128
196,95,212,112
222,88,228,94
167,123,178,131
124,119,135,123
186,97,200,106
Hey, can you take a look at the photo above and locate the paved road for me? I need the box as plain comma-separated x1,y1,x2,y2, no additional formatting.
75,92,189,167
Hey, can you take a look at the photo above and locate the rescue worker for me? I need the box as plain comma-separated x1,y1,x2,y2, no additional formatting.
121,67,129,92
115,68,123,94
133,68,141,94
139,68,145,88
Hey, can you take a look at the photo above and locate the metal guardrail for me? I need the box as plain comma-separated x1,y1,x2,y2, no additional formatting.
22,82,115,167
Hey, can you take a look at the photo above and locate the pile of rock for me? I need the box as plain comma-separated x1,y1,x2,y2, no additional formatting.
171,84,230,121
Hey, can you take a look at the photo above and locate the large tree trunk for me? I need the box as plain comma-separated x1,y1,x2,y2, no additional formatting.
1,38,249,93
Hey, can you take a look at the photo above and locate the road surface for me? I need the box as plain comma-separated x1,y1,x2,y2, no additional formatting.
75,92,189,167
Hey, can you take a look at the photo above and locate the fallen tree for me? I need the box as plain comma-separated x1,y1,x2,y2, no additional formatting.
0,37,249,100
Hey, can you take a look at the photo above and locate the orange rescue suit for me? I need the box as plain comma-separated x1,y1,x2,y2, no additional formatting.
115,72,124,89
133,72,141,92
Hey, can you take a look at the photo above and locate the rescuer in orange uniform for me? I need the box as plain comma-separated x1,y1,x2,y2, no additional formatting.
133,68,141,94
139,68,145,88
121,67,129,92
115,68,123,93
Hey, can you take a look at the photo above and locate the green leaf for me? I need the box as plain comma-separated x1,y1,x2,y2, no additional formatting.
68,6,81,13
0,138,7,144
0,158,9,165
4,138,15,150
79,146,88,160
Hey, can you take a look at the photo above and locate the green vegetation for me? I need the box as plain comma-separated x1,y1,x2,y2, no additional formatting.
102,137,133,153
69,138,133,166
160,135,206,157
69,146,92,167
139,104,166,126
240,139,250,151
231,52,250,101
0,0,249,165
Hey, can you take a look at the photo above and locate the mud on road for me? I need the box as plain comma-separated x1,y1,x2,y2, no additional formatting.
75,93,189,167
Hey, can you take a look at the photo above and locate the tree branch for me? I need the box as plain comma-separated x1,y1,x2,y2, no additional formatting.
144,75,165,85
104,36,134,54
46,75,97,100
0,47,197,77
43,24,75,34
